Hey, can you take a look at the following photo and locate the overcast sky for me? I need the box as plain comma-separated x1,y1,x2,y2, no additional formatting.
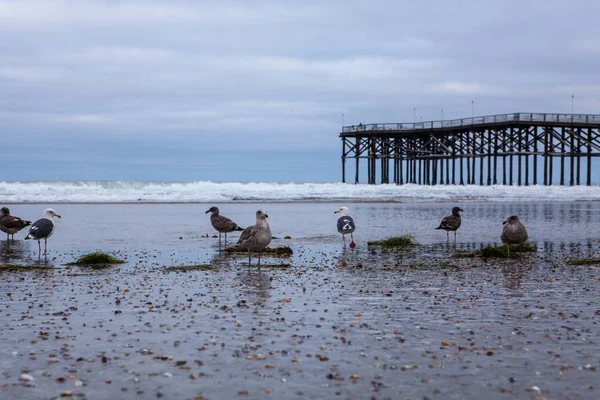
1,0,599,182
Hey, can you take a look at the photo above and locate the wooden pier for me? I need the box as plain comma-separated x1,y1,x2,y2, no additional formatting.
340,113,600,185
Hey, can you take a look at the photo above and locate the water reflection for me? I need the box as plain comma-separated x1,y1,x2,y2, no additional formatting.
237,270,271,301
0,240,28,264
502,264,527,294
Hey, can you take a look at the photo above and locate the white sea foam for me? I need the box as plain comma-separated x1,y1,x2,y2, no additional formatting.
0,181,599,203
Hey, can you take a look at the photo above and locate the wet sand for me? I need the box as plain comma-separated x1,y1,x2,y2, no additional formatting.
0,202,599,399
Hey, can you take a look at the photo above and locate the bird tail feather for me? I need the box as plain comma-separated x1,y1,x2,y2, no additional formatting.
236,227,244,231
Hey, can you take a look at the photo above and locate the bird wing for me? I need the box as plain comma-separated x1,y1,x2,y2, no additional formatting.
0,215,31,230
337,216,356,232
27,218,54,239
438,215,460,230
238,224,257,245
502,223,528,245
211,214,239,233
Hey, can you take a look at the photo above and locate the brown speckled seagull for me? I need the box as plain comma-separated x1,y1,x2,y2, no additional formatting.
238,209,272,266
205,206,244,242
435,206,463,243
0,207,31,241
501,215,528,258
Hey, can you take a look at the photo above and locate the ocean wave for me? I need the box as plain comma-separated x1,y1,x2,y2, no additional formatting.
0,181,599,203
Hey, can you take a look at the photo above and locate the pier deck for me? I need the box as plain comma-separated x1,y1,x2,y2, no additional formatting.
340,112,600,185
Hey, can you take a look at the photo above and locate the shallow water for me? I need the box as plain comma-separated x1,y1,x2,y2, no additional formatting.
0,202,599,399
2,201,600,264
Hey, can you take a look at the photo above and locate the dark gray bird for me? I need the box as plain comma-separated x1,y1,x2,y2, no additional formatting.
501,215,528,258
435,206,463,243
24,208,61,256
238,209,272,266
334,206,356,247
0,207,31,241
205,206,244,242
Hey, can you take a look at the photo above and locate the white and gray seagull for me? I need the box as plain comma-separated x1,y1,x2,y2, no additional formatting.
334,206,356,247
205,206,244,242
25,208,61,256
0,207,31,241
237,209,272,266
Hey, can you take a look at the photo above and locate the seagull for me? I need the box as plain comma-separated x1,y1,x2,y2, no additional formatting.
334,206,356,247
501,215,528,258
24,208,61,256
238,209,272,266
435,206,463,244
205,206,244,242
0,207,31,241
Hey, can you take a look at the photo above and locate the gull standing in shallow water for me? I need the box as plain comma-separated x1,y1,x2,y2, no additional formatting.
501,215,528,258
0,207,31,241
205,206,244,243
335,207,356,247
435,206,463,244
238,209,272,266
25,208,61,256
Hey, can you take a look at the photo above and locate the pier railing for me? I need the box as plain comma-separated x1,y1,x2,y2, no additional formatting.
342,112,600,133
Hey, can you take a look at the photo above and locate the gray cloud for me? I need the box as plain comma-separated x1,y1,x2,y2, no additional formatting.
1,0,599,181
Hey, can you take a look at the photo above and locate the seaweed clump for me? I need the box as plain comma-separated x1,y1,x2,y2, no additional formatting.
0,264,57,271
452,242,536,259
480,243,536,258
67,252,125,266
566,258,600,266
164,264,217,272
223,246,293,256
367,235,417,249
458,243,536,259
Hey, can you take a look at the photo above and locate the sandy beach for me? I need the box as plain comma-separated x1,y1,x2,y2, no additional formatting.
0,201,599,399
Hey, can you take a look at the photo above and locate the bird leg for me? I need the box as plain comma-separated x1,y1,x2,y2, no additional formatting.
37,240,41,257
454,231,457,245
44,238,48,255
342,234,346,246
248,249,251,267
224,232,227,243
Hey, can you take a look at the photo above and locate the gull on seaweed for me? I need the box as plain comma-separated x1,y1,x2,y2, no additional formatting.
334,206,356,248
25,208,61,257
501,215,528,258
0,207,32,241
435,206,463,244
237,209,272,267
205,206,244,243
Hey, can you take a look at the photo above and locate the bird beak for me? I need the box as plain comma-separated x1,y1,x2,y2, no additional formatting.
502,220,507,225
205,210,210,214
56,214,62,218
265,214,269,218
460,208,464,212
334,210,340,214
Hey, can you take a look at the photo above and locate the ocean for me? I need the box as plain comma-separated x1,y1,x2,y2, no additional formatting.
1,180,600,203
